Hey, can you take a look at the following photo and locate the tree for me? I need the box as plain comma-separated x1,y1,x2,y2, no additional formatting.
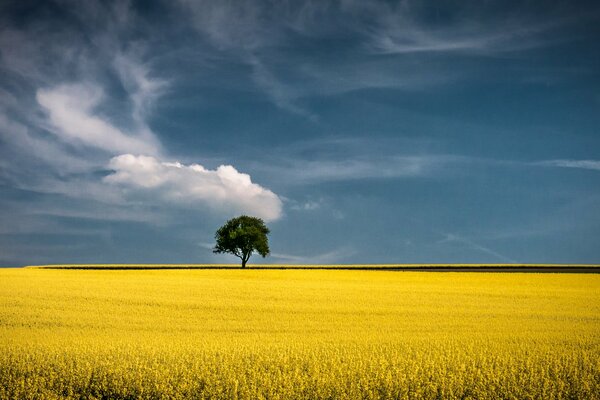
213,215,270,268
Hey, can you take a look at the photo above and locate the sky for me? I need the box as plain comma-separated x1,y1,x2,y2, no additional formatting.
0,0,599,266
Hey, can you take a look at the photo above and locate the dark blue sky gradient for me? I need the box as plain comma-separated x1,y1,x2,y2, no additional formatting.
0,0,599,265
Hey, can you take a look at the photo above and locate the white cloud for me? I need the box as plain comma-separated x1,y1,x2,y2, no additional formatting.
36,83,161,155
537,159,600,171
104,154,283,221
14,51,285,225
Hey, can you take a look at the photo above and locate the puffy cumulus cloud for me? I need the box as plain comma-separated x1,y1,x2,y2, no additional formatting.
104,154,283,221
36,83,161,156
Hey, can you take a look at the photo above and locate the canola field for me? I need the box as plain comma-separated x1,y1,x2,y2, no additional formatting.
0,268,598,399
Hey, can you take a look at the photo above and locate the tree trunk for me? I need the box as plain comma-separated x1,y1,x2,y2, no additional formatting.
241,252,251,268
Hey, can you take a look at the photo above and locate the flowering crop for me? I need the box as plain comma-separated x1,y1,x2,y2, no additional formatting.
0,269,598,399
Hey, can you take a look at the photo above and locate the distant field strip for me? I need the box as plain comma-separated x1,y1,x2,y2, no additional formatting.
1,269,598,399
26,263,600,272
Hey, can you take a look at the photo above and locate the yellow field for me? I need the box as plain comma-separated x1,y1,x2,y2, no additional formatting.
25,263,600,269
0,268,598,399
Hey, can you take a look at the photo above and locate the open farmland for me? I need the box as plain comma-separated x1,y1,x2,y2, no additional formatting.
0,268,599,399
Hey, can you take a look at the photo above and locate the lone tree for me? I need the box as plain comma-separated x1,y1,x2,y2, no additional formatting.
213,215,270,268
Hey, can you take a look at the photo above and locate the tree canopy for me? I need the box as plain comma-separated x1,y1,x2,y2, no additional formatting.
213,215,270,268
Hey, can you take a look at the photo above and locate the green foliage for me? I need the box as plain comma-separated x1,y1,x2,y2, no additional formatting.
213,215,270,268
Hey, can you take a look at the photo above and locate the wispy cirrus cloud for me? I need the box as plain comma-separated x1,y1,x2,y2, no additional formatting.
264,156,437,184
176,0,585,119
246,54,318,121
438,233,516,263
0,114,95,176
271,247,357,264
113,53,168,127
247,136,465,184
336,0,591,56
535,159,600,171
367,8,571,55
177,0,308,117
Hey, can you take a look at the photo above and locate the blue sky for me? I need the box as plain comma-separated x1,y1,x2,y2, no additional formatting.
0,0,599,266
